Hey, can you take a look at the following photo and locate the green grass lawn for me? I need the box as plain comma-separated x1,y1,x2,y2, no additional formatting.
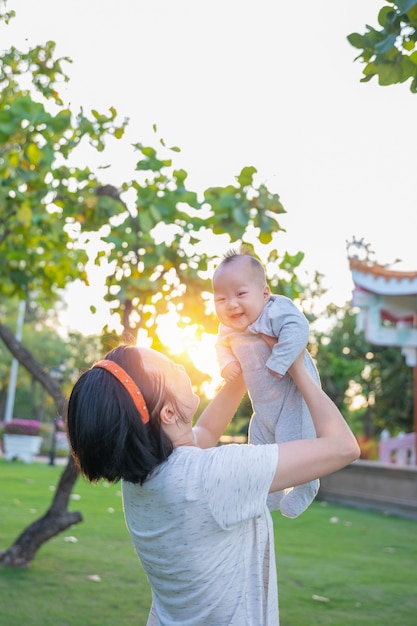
274,502,417,625
0,458,416,626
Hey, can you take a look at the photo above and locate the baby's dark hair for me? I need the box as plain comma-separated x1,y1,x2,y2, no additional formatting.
217,245,266,284
66,345,176,485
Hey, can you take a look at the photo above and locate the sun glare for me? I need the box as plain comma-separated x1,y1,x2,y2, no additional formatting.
156,313,222,399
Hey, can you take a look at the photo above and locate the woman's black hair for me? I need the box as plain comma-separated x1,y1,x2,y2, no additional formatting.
67,345,175,485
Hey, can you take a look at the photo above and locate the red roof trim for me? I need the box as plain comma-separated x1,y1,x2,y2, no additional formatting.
349,258,417,281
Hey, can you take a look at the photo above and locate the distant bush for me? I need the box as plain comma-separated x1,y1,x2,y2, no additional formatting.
2,418,42,436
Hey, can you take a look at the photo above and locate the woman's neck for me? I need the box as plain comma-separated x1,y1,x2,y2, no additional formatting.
171,431,198,448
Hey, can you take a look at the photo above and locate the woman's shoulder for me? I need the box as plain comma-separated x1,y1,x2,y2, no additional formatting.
147,443,278,480
203,442,278,468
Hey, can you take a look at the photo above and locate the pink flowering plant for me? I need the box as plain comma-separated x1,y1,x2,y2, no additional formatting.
3,419,42,436
56,418,66,432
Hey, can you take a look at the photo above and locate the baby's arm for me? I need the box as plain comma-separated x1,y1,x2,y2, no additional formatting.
266,298,310,376
259,334,283,379
221,361,243,382
216,324,242,382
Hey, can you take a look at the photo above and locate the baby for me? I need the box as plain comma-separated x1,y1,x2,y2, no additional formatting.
213,248,320,518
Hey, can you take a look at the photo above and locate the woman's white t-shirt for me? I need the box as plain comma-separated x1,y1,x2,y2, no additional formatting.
122,442,279,625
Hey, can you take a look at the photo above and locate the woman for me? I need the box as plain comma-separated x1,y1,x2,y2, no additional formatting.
67,344,359,626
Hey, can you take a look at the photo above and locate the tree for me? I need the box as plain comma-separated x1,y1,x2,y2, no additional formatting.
0,3,305,567
347,0,417,91
312,303,414,441
0,0,128,564
0,44,128,306
98,150,287,346
0,1,126,566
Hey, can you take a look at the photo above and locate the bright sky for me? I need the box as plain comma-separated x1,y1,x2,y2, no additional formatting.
3,0,417,338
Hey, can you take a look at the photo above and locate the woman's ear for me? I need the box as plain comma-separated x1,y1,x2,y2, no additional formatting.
159,403,177,425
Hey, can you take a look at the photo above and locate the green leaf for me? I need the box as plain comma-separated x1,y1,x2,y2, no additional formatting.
114,127,125,139
26,143,42,165
375,33,398,54
49,109,72,133
149,205,161,222
259,230,273,244
377,62,405,85
141,146,157,158
236,166,257,187
396,0,417,16
347,32,367,49
363,61,378,77
407,5,417,22
139,210,155,232
403,38,415,51
173,169,187,184
16,204,32,225
178,190,199,207
232,206,248,226
0,111,16,136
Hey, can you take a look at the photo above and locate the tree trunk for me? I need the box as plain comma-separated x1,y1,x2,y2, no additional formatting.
1,455,82,567
363,404,375,439
0,322,82,568
0,322,66,412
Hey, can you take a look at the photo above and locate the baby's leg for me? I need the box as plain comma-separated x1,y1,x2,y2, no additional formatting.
248,415,286,512
275,373,319,518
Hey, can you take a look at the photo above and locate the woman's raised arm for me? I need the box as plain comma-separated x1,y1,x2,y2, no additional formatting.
193,375,247,449
270,354,360,493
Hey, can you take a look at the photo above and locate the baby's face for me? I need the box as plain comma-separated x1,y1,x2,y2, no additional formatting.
213,257,270,331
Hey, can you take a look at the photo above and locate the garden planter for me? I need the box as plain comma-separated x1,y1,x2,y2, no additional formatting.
4,434,43,463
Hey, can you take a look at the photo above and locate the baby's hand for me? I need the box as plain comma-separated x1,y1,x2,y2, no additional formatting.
221,362,242,382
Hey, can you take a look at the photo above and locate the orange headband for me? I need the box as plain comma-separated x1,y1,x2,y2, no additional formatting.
92,360,150,424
